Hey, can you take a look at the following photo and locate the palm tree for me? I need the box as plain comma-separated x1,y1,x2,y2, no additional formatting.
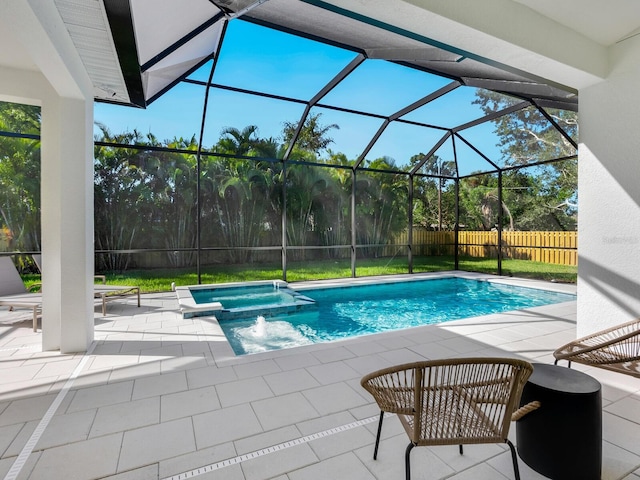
285,164,337,259
356,157,408,257
200,155,278,263
0,103,41,254
217,125,261,156
94,127,149,271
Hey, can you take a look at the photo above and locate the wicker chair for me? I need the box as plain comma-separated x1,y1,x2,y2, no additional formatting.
553,318,640,378
361,357,534,480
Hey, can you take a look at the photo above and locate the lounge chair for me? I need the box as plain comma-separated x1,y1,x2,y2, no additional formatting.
553,318,640,378
32,254,140,316
361,357,534,480
92,283,141,315
0,256,42,331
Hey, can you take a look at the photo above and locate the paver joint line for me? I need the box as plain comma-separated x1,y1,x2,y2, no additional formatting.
2,341,97,480
161,416,377,480
0,345,39,353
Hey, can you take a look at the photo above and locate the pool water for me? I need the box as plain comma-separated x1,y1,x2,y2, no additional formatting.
186,282,316,321
191,284,297,309
219,277,576,355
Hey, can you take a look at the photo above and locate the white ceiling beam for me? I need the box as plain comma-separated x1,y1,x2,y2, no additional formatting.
0,0,93,100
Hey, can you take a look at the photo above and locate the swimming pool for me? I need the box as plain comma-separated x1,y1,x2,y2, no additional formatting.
217,277,576,356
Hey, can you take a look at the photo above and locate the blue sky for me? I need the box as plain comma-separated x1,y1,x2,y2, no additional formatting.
94,19,503,175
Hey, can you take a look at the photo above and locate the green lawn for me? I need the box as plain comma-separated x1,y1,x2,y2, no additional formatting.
23,255,576,293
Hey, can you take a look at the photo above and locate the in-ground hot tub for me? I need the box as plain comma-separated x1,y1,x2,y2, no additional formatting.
175,280,316,319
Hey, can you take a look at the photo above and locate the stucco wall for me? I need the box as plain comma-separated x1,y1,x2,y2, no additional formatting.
577,35,640,335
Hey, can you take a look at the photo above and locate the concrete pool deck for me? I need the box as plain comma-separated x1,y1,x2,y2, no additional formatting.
0,273,639,480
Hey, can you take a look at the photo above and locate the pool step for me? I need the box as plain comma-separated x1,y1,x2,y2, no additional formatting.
216,297,317,321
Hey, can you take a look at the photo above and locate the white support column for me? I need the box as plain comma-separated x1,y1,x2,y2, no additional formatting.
577,35,640,336
0,0,96,352
40,94,94,352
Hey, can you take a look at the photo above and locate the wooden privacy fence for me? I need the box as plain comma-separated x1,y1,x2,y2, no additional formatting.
392,230,577,266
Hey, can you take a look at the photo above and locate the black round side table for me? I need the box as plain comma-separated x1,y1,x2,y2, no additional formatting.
516,363,602,480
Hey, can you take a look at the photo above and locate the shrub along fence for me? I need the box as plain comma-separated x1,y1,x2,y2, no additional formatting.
395,230,577,266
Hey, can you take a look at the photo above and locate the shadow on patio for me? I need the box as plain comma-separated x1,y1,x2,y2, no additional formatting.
0,289,638,480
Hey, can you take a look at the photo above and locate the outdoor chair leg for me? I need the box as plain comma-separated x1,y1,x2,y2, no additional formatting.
405,442,415,480
554,358,572,368
506,439,521,480
373,411,384,460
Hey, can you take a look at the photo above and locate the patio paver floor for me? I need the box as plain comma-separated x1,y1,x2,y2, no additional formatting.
0,276,638,480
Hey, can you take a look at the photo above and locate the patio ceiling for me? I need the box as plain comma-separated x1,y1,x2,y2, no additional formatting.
54,0,595,110
6,1,640,111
